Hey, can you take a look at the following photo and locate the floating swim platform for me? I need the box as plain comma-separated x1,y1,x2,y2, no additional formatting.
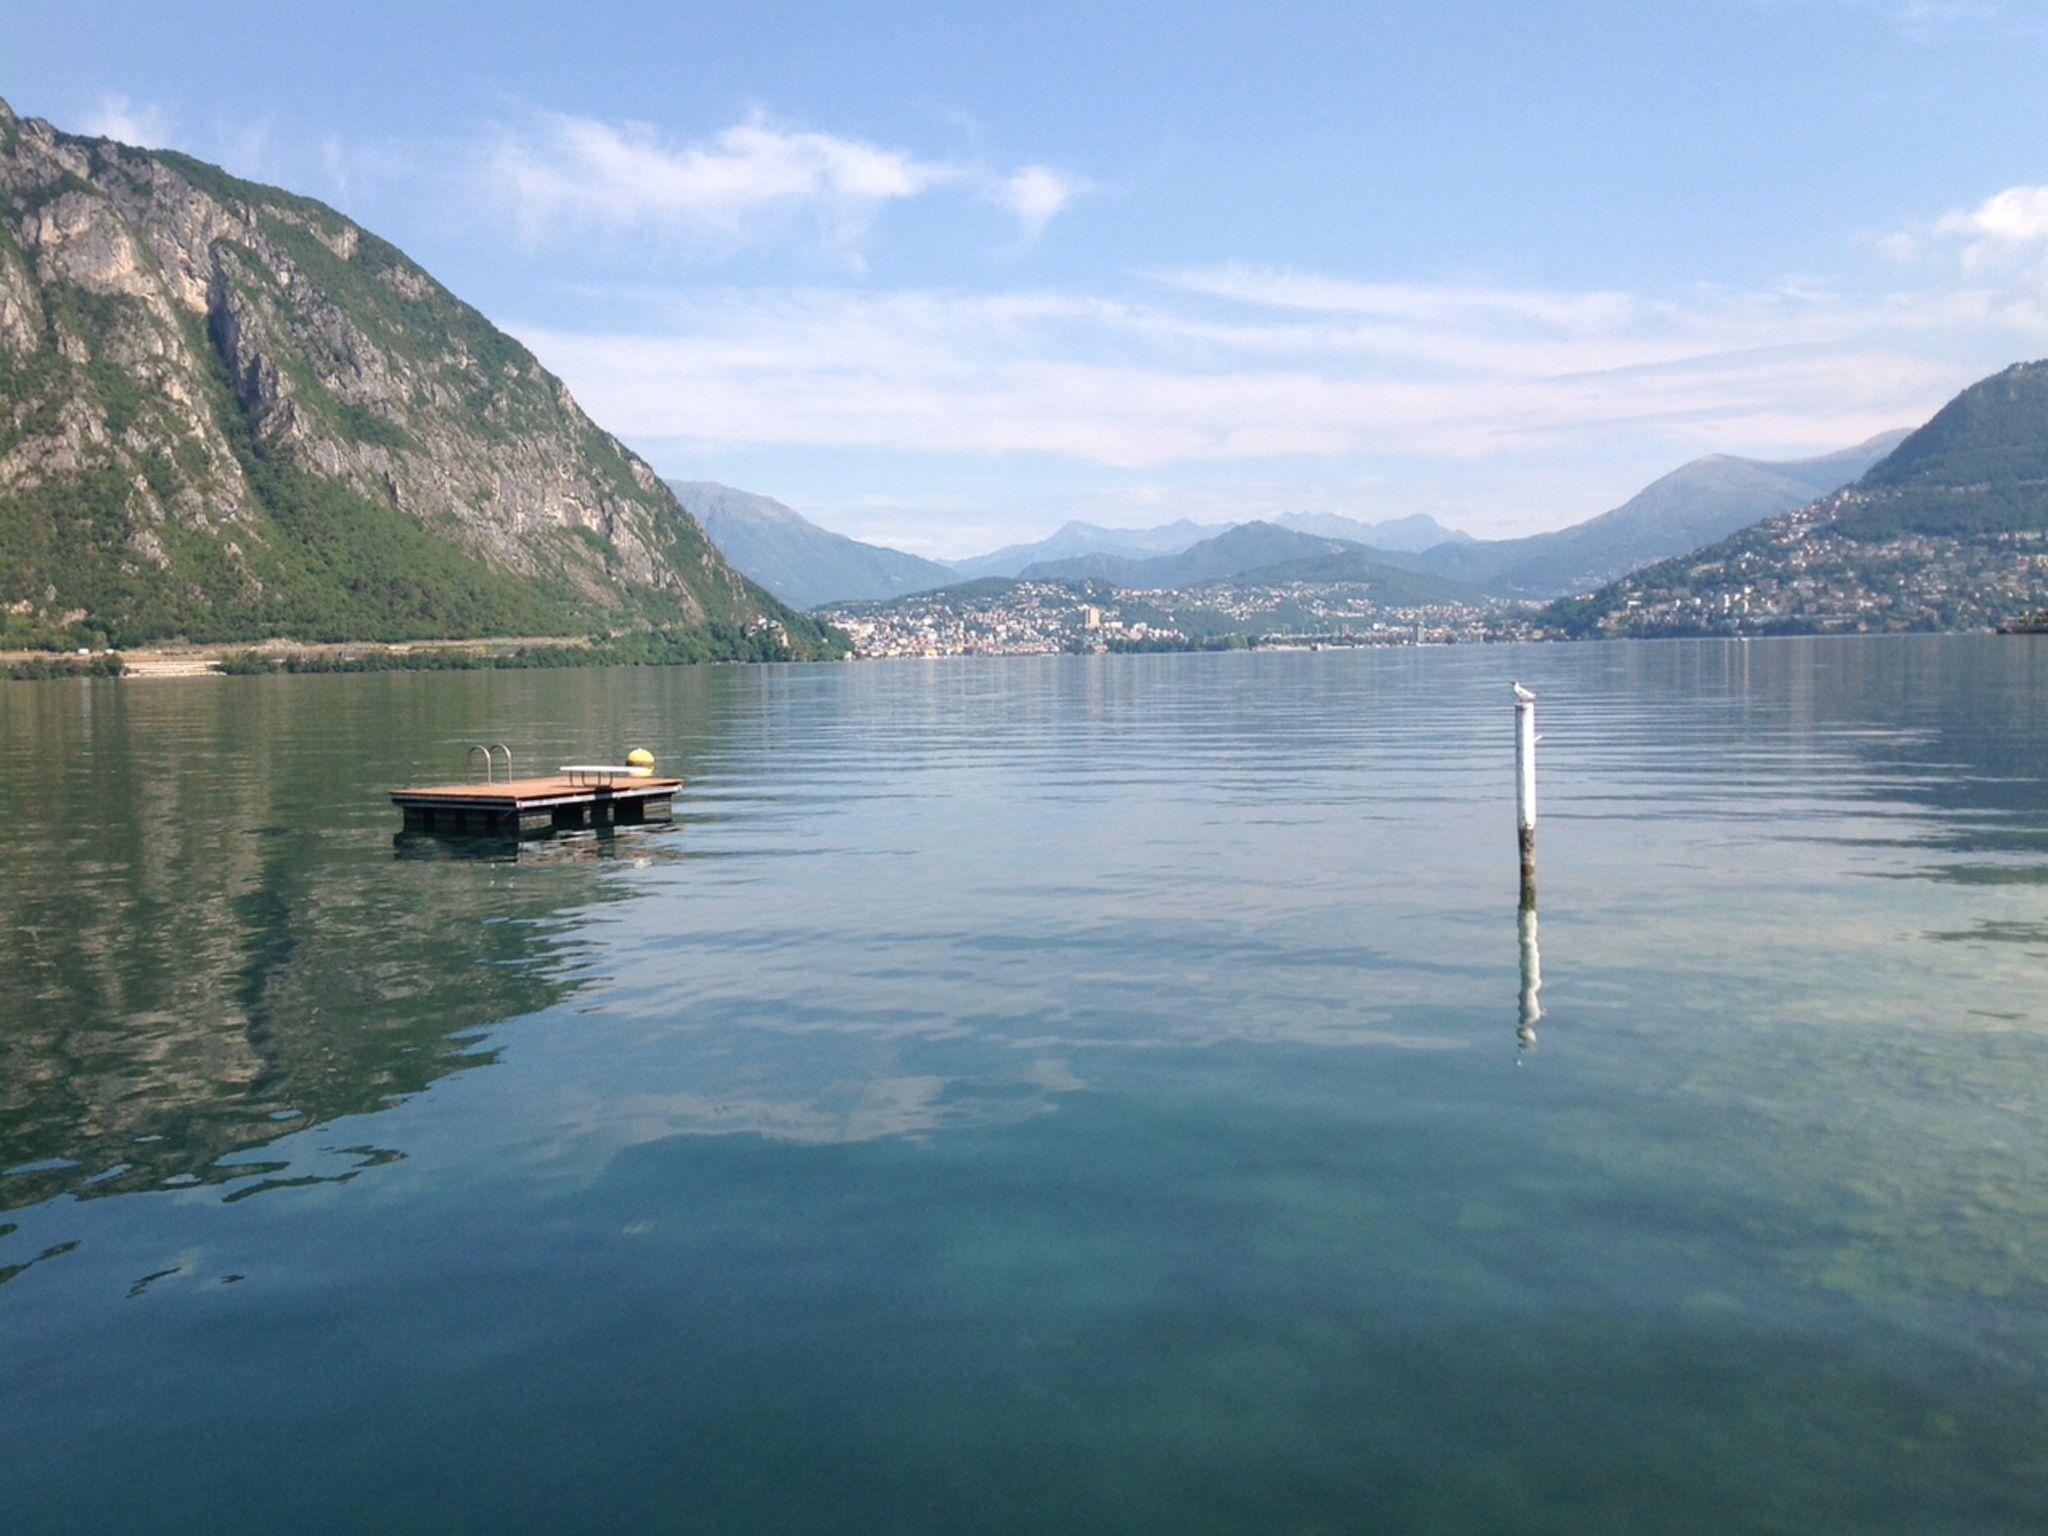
391,772,681,835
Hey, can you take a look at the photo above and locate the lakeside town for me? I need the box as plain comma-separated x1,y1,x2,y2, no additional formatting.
820,512,2048,657
824,578,1535,656
1553,494,2048,638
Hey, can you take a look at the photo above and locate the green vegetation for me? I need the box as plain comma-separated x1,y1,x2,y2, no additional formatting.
3,653,123,680
1834,483,2048,541
216,621,836,675
151,149,335,224
1832,361,2048,540
0,306,582,647
1861,361,2048,491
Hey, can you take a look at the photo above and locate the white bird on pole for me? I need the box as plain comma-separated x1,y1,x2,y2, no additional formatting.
1512,681,1535,703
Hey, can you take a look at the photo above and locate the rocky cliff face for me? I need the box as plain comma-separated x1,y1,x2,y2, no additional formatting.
0,98,833,651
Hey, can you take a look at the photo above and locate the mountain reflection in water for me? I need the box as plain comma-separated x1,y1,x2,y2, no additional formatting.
0,677,682,1216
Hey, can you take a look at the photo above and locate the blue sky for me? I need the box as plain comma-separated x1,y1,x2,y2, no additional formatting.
11,0,2048,554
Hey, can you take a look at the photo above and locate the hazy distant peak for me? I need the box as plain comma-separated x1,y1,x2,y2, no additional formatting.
670,479,958,609
668,481,810,525
1270,510,1471,551
1791,427,1914,465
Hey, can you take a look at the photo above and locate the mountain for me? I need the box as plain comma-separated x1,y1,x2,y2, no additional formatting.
1846,364,2048,530
942,436,1887,602
0,100,837,655
1545,364,2048,636
1222,547,1483,605
1270,511,1471,551
670,481,957,609
1391,434,1910,599
948,518,1229,579
1021,522,1352,586
1021,520,1475,601
948,511,1466,578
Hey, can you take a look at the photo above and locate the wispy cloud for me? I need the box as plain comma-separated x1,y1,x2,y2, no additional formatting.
79,92,175,149
484,109,1085,256
1159,266,1644,332
487,111,956,253
512,271,1994,492
990,165,1091,241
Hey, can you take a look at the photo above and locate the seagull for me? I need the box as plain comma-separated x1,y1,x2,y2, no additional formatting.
1512,681,1536,703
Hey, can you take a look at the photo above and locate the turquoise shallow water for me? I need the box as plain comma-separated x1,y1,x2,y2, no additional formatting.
2,636,2046,1532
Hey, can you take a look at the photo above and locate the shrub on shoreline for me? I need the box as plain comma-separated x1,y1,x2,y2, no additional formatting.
4,654,125,681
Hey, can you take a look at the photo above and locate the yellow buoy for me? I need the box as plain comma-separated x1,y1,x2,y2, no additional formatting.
626,746,655,778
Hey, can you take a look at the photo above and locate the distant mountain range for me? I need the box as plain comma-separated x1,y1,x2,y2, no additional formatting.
1020,521,1477,603
668,482,957,609
1547,362,2048,636
0,100,834,656
948,510,1468,581
929,446,1900,601
1373,435,1910,598
946,519,1229,580
692,435,1901,615
1270,511,1474,550
683,493,1480,609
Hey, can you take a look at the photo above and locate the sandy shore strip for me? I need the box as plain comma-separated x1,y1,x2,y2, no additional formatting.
2,635,595,678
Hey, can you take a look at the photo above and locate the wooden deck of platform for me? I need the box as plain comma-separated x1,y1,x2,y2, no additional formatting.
391,775,682,834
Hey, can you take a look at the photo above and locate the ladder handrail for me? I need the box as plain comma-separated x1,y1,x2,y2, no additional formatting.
466,743,494,783
487,742,513,780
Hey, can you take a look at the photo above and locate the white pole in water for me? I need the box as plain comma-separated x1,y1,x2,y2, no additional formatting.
1513,682,1537,904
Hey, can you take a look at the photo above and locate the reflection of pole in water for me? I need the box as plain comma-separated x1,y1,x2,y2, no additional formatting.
1511,682,1543,1058
1512,682,1537,906
1516,901,1542,1057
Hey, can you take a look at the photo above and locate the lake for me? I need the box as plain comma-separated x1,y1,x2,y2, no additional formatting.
3,637,2046,1533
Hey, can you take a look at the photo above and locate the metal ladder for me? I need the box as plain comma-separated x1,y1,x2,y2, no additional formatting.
466,742,514,783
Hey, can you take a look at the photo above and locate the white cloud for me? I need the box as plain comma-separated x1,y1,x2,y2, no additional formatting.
487,111,958,254
1884,183,2048,307
992,164,1089,239
80,92,174,149
1935,184,2048,248
483,109,1087,256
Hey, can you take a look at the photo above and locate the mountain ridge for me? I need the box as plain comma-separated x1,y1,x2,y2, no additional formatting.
948,510,1468,579
1019,520,1478,602
0,100,837,655
1384,433,1911,598
1269,510,1472,549
1544,365,2048,636
670,480,957,609
933,441,1893,599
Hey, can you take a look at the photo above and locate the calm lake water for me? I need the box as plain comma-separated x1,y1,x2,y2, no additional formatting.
3,637,2046,1533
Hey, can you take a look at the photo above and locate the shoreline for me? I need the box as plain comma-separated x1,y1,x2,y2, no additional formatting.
7,625,2036,682
2,623,843,680
1,634,596,680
